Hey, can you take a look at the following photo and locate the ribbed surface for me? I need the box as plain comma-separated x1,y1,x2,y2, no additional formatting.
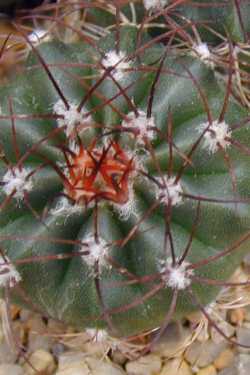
0,26,250,336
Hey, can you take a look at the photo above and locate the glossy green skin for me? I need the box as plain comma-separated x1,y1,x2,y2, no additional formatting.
175,0,250,43
87,1,250,44
1,27,250,337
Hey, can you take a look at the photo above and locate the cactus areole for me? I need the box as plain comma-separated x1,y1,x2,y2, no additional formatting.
1,23,250,339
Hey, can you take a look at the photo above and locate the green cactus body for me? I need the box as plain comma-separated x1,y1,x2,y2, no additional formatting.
1,20,250,339
173,0,250,43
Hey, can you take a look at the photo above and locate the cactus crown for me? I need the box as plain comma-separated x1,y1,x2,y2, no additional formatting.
1,0,250,356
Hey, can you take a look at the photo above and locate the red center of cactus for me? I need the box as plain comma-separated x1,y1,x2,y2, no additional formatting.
65,141,135,205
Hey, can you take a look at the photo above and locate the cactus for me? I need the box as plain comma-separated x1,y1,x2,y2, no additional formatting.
1,0,250,353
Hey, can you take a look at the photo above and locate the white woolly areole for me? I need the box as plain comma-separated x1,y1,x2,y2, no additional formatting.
193,43,214,68
50,196,82,217
2,167,33,200
200,120,232,154
101,50,131,81
68,140,80,155
155,176,183,206
122,110,156,145
194,43,210,59
0,255,21,288
143,0,168,10
86,328,108,343
53,100,91,137
81,235,109,270
160,258,193,290
113,185,138,221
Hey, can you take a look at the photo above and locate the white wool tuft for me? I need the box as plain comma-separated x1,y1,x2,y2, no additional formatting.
68,140,80,155
200,120,232,154
81,235,109,269
193,43,214,68
194,43,210,60
101,50,131,81
143,0,168,10
155,176,183,206
0,255,22,288
50,196,82,217
160,258,193,290
53,100,91,137
122,110,156,145
86,328,108,343
113,186,138,221
2,167,33,200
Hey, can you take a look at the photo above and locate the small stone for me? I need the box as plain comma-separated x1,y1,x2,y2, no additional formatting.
28,329,52,353
244,306,250,322
210,321,235,344
85,357,126,375
214,349,235,370
0,341,18,364
229,308,246,326
82,337,110,357
160,358,192,375
0,364,24,375
25,315,46,332
125,354,162,375
236,326,250,353
19,309,33,322
24,349,56,375
185,340,227,367
153,322,191,357
236,353,250,375
111,349,127,365
47,319,66,334
56,363,89,375
56,353,125,375
65,331,110,357
217,367,237,375
56,352,89,374
197,365,217,375
51,342,67,359
9,305,20,320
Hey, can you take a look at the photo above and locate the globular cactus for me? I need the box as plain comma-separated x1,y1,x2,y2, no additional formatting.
1,0,250,353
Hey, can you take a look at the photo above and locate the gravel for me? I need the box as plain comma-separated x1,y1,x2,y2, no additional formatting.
1,266,250,374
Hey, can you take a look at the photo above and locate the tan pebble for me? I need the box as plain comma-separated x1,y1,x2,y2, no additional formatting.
12,322,26,344
125,354,162,375
229,308,246,326
10,305,20,320
56,352,125,375
214,348,234,370
160,358,192,375
111,350,127,365
196,365,217,375
24,349,56,375
153,324,191,357
47,319,66,334
19,309,33,322
55,361,90,375
82,340,110,357
25,315,46,332
210,321,235,344
186,311,203,324
85,357,126,375
0,364,24,375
